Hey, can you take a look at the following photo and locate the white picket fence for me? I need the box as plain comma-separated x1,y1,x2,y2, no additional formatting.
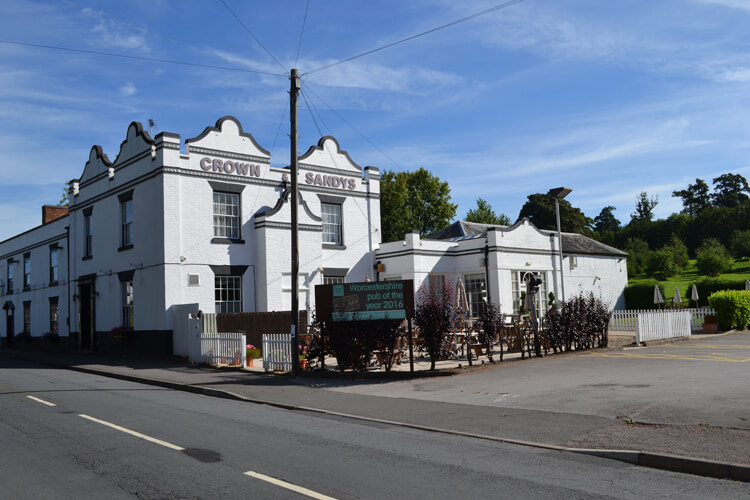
263,333,293,372
636,311,692,344
201,332,246,366
610,307,714,331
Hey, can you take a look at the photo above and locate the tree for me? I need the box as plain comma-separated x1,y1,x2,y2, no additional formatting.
672,178,711,217
380,168,457,242
59,186,70,207
664,235,689,270
646,249,677,280
465,198,510,225
630,192,658,223
593,206,620,233
711,173,750,208
517,193,591,234
623,238,650,276
696,238,732,276
729,229,750,259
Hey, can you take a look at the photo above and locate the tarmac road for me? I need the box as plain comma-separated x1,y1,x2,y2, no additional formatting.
6,358,749,499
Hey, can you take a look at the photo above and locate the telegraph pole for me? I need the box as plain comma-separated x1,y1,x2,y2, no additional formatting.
290,68,301,376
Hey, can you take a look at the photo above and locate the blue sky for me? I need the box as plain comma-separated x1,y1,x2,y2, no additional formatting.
2,0,750,242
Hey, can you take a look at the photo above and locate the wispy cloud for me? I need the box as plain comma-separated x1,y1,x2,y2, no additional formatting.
120,82,137,96
88,16,150,52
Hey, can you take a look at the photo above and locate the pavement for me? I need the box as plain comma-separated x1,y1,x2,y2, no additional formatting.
2,331,749,483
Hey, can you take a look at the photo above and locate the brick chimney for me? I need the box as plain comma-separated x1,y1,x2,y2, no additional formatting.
42,205,69,225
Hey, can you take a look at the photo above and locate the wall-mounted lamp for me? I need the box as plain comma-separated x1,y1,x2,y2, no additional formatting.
180,256,187,262
525,261,532,266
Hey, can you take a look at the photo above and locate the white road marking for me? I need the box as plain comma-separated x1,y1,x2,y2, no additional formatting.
244,470,338,500
78,414,184,451
26,395,56,406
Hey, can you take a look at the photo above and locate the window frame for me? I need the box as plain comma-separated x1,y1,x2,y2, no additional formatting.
214,275,242,313
83,207,93,259
7,259,14,294
49,296,59,334
210,265,247,313
322,267,347,285
209,181,245,244
23,300,31,334
321,202,343,246
463,273,487,318
119,190,134,251
49,245,59,284
23,253,31,290
511,270,549,319
318,194,346,249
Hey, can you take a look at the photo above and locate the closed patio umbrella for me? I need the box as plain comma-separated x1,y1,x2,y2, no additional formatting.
690,284,699,304
455,277,471,364
746,280,750,291
673,286,682,306
653,285,665,307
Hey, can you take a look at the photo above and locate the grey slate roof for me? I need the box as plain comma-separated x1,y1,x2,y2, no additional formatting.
426,220,628,258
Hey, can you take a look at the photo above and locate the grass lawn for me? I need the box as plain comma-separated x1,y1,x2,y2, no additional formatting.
629,259,750,300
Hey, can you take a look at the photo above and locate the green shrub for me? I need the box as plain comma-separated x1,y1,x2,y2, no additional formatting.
665,236,690,270
696,238,732,276
730,229,750,259
624,280,666,310
688,277,747,307
646,249,677,280
707,290,750,330
624,238,649,276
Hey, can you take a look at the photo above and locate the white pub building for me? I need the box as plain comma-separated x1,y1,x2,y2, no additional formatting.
0,116,626,356
0,116,380,355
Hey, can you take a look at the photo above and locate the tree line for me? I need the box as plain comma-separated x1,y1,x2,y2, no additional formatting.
380,168,750,278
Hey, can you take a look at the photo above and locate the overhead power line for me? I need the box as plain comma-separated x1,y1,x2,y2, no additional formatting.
218,0,287,73
304,83,402,170
0,39,286,76
294,0,311,67
303,0,524,76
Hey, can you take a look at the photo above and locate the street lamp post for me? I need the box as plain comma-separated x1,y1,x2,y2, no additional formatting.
547,187,572,304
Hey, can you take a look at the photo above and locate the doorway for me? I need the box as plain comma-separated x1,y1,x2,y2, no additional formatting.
79,281,95,351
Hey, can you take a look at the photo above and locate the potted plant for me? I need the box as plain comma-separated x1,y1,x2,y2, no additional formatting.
702,314,718,334
298,343,309,371
108,325,133,339
246,344,261,367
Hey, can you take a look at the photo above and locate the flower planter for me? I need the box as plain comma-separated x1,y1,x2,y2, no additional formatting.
246,358,255,367
702,322,718,334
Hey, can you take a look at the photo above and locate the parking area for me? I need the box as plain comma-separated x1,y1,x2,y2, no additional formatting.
318,331,750,430
589,337,750,363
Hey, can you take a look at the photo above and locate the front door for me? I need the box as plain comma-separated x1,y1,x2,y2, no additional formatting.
79,282,95,351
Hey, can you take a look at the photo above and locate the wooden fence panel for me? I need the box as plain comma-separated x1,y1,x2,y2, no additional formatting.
636,311,691,343
200,332,245,366
610,307,714,331
263,333,292,372
217,311,307,350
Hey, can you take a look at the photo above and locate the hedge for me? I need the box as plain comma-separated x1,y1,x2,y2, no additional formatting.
624,280,666,310
688,277,747,307
707,290,750,331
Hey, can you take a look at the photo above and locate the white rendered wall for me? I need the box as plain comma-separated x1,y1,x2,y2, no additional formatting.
0,217,69,338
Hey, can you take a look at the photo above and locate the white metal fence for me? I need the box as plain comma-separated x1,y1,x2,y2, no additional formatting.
263,333,292,372
610,307,714,331
200,332,246,366
636,310,691,344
